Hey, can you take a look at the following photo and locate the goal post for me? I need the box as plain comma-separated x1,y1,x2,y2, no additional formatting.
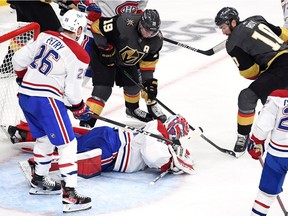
0,22,40,139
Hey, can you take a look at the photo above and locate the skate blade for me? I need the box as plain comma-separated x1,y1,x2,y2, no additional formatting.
19,161,32,185
234,151,245,158
63,203,92,213
29,187,61,195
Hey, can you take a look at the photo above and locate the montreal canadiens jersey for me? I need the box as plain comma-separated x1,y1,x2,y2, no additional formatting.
251,89,288,157
12,31,90,105
95,0,148,17
113,120,172,172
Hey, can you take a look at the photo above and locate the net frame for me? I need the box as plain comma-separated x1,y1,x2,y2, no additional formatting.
0,22,40,138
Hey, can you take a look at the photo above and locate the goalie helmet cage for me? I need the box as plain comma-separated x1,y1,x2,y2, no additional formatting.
0,22,40,137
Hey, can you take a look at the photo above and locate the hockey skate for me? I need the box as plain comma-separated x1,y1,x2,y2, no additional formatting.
147,102,167,123
126,107,153,122
62,181,92,213
29,173,61,195
233,134,249,155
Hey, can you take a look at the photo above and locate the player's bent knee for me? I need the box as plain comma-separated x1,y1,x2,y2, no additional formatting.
238,88,258,111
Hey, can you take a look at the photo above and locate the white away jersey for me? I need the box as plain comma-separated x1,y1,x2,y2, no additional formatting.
95,0,148,17
252,89,288,157
12,31,90,105
113,120,172,172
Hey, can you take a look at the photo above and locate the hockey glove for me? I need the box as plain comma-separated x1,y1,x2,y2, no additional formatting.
15,68,27,86
168,144,195,175
247,136,265,160
97,44,116,67
141,78,158,101
77,0,101,13
68,100,91,121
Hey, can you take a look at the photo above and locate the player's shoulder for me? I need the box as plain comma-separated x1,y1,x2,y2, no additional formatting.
269,89,288,98
45,31,90,64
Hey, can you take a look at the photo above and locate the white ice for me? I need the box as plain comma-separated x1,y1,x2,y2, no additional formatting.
0,0,287,215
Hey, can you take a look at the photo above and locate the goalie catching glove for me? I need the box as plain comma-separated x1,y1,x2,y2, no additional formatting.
168,144,195,175
141,78,158,101
67,100,91,121
247,135,265,160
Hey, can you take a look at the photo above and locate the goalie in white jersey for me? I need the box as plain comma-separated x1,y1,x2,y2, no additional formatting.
248,89,288,215
12,10,92,213
12,115,195,177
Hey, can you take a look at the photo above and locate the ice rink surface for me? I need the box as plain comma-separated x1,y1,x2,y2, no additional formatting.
0,0,287,215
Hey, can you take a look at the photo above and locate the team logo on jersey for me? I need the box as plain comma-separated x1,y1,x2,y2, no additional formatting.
119,46,145,66
115,2,139,14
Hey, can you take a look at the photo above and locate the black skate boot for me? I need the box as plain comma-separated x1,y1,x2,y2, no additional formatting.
234,134,249,153
61,181,92,213
126,107,153,122
147,101,167,123
29,173,61,195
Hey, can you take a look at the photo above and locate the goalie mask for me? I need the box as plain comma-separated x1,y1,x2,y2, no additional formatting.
164,115,189,140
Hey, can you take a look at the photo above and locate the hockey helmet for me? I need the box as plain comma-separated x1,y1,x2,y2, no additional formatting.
164,115,189,140
62,9,87,33
139,9,161,37
215,7,239,27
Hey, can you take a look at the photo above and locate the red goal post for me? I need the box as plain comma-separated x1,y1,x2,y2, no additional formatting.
0,22,40,139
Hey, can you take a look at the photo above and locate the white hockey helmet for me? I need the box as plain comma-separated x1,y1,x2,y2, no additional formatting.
61,9,87,33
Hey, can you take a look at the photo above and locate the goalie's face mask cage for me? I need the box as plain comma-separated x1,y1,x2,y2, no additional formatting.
138,9,161,38
215,7,239,29
164,115,189,140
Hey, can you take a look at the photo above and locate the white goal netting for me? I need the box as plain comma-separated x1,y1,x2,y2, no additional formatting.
0,22,40,138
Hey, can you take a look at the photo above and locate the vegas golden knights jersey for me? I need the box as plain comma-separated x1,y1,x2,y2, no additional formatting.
226,15,288,80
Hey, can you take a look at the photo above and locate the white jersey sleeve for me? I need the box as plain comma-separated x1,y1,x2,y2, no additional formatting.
282,0,288,28
113,120,171,172
251,90,288,157
95,0,148,17
13,31,90,105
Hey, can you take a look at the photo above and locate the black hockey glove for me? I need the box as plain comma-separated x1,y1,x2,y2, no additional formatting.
58,0,75,16
141,78,158,101
97,44,116,67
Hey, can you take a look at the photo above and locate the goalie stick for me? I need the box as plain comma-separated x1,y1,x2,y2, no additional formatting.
89,113,176,145
259,157,288,216
149,170,169,185
163,37,226,56
120,69,236,157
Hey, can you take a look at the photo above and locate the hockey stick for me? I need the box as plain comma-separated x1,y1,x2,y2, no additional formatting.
259,157,288,216
120,69,236,157
149,170,169,185
89,113,176,144
163,37,226,56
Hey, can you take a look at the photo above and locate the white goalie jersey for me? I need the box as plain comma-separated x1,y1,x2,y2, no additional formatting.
251,89,288,157
114,120,172,172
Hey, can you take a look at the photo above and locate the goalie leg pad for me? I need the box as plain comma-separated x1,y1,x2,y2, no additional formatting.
77,148,102,179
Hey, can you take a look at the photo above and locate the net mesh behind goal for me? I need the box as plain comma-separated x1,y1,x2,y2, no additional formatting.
0,22,40,137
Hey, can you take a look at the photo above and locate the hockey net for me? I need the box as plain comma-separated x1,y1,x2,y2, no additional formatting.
0,22,40,138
